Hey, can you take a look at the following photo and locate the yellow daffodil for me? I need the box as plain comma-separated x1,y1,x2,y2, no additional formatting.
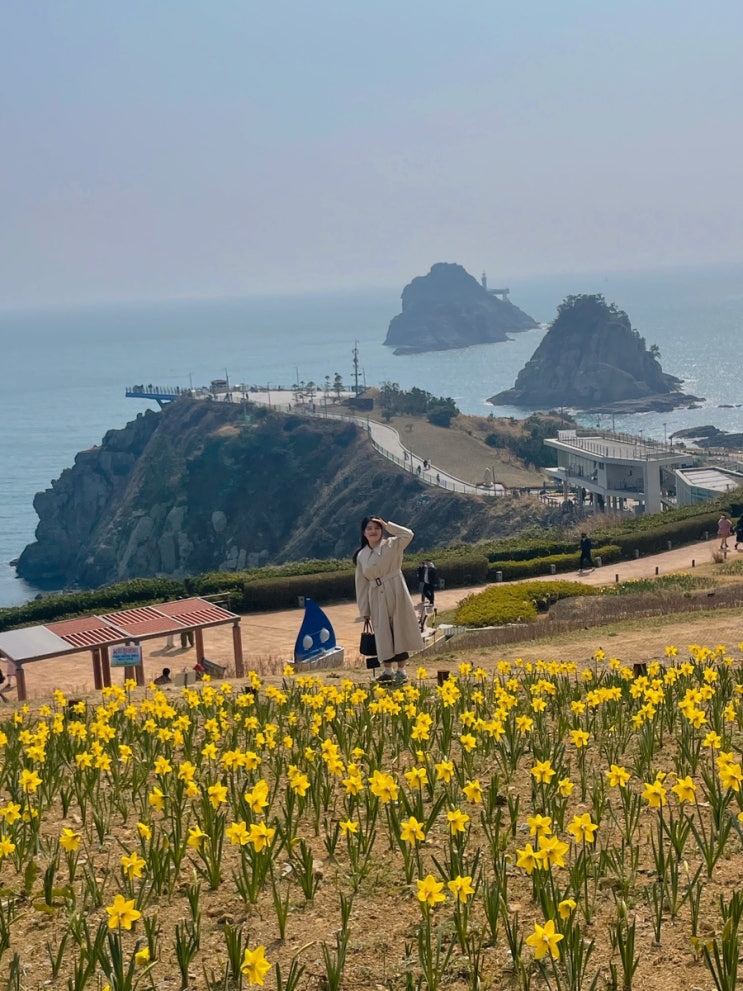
60,827,81,852
531,759,556,784
446,809,470,835
187,825,207,849
567,813,598,844
447,874,475,903
527,814,552,839
240,945,271,986
416,874,446,908
526,919,564,960
463,779,483,803
606,764,631,788
121,851,146,879
106,894,142,930
400,816,426,844
558,898,577,919
642,779,667,807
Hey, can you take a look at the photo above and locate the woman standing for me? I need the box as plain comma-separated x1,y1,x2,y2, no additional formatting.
354,517,423,684
718,514,733,551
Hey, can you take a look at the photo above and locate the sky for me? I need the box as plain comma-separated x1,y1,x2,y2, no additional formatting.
2,0,743,309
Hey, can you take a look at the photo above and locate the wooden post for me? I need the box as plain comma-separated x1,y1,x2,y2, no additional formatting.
195,628,205,662
92,648,103,690
15,665,27,703
100,646,112,688
232,621,245,678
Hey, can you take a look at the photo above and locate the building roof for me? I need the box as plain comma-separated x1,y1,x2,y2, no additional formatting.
546,434,682,464
0,596,239,665
676,466,743,493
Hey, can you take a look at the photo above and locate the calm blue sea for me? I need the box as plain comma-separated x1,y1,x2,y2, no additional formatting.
2,264,743,608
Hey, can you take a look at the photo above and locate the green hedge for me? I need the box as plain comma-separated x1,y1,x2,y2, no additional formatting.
236,570,355,612
592,513,721,558
486,544,622,581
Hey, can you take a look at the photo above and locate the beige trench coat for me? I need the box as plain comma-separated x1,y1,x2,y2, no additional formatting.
355,521,424,662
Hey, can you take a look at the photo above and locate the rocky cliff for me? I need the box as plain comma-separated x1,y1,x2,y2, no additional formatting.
384,263,538,353
16,398,550,591
489,293,701,413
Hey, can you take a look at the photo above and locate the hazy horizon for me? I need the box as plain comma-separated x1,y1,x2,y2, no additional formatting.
3,1,743,309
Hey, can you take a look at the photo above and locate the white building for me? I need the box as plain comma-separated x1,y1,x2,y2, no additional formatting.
544,431,687,514
675,466,743,506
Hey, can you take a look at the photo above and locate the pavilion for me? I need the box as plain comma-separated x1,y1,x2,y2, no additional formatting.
0,597,244,701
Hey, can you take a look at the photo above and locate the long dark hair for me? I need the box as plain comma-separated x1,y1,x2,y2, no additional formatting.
352,516,384,564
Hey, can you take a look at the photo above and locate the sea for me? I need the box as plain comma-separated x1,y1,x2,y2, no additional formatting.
2,264,743,609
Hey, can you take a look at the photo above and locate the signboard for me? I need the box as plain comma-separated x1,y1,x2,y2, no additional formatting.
111,644,143,668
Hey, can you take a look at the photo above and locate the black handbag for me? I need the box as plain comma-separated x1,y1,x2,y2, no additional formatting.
359,619,377,656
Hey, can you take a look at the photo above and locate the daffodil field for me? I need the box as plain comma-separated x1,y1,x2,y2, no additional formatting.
3,647,743,990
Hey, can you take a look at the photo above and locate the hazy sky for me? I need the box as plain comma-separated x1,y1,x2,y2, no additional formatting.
3,1,743,308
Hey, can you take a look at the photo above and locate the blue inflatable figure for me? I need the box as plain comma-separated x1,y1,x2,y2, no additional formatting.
294,598,337,666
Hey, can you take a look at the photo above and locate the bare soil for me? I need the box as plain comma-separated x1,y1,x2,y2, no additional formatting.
5,538,742,991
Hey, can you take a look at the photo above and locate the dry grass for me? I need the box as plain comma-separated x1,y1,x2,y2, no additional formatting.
378,414,547,488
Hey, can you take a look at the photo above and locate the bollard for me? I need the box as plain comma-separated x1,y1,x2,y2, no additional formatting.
595,556,602,567
634,549,640,559
298,596,305,608
667,540,672,550
439,578,445,590
615,574,619,583
692,559,695,568
550,564,556,575
495,571,503,582
655,566,659,575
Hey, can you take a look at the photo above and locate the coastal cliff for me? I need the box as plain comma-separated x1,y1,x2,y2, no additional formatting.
489,293,701,413
16,398,550,591
384,263,538,353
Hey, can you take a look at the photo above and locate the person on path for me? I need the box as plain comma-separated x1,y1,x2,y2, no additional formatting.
578,532,594,573
354,517,423,685
417,560,437,606
735,517,743,551
718,514,733,551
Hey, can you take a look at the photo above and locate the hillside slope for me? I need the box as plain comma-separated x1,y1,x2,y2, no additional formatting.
16,399,553,590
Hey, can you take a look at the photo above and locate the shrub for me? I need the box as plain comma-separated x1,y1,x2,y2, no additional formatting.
454,580,596,627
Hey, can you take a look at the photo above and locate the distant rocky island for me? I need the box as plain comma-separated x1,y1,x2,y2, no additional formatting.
489,293,702,414
384,262,538,354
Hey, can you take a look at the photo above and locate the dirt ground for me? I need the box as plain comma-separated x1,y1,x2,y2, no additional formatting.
14,538,732,702
5,537,743,991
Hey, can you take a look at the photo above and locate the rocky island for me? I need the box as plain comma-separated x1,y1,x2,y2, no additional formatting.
489,293,702,414
384,262,538,354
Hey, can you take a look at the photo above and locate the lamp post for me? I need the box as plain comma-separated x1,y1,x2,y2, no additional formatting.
663,422,668,448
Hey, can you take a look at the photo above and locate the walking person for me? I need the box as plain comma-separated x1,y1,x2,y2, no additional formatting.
735,517,743,551
354,517,423,685
578,532,594,574
718,514,733,551
417,560,437,606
